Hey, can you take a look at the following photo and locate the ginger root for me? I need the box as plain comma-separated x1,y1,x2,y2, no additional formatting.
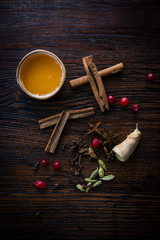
112,124,141,162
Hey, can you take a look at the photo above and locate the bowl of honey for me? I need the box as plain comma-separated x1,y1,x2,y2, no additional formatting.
16,49,66,100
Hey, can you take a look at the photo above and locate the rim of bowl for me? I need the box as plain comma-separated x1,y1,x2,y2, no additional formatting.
16,49,66,100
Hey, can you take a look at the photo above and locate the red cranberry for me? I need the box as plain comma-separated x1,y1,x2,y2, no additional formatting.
120,97,129,106
40,159,48,167
107,95,116,104
35,180,46,189
147,73,154,81
132,104,139,113
91,137,102,148
53,160,61,170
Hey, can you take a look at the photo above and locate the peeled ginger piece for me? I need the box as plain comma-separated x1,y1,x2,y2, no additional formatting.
112,124,141,162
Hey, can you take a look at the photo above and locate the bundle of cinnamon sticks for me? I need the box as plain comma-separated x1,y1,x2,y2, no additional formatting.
39,107,95,154
70,62,123,89
82,55,109,112
70,56,123,112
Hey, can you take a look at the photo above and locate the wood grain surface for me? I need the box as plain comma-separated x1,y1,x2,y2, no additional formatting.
0,0,160,239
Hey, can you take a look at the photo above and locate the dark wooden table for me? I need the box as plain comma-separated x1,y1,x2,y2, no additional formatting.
0,1,160,239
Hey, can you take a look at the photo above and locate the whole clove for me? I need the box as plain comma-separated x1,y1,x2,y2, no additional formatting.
52,183,59,191
70,155,79,164
78,147,88,154
78,155,82,166
33,161,40,171
74,164,84,175
68,137,88,176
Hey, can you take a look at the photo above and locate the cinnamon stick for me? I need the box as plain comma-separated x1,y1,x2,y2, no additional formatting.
86,56,109,111
39,113,60,129
70,62,123,88
82,56,108,112
68,107,94,120
45,111,70,153
39,107,94,129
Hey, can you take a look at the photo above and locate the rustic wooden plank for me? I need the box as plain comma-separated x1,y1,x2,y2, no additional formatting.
0,0,160,239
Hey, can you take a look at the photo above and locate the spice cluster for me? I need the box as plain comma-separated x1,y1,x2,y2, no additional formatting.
67,119,120,192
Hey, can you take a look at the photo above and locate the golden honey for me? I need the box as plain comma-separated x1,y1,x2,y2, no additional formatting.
20,53,62,96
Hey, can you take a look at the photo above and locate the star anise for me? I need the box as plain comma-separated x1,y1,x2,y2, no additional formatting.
87,121,104,136
103,130,119,150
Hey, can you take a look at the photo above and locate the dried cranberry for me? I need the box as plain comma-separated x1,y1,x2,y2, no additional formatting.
132,104,139,113
120,97,129,106
53,160,61,170
147,73,154,81
107,95,116,104
91,137,102,148
40,159,48,167
35,180,46,189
